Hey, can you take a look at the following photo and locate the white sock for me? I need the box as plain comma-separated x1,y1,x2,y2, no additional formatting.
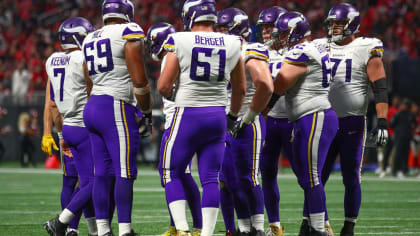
96,219,110,236
325,220,330,226
58,208,74,224
119,223,131,236
169,200,189,231
237,218,251,233
251,214,265,231
67,228,79,234
270,221,281,228
345,217,357,223
86,217,97,235
201,207,219,236
310,212,325,232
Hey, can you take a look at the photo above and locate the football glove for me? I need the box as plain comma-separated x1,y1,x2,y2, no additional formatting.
231,110,258,138
371,118,388,146
139,111,152,138
226,112,238,133
41,134,59,156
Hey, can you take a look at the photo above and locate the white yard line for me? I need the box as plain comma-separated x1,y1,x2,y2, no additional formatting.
1,168,420,182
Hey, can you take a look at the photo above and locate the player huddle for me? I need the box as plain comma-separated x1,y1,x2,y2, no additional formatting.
40,0,389,236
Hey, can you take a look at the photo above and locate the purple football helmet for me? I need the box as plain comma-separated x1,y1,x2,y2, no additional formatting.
257,6,287,25
147,23,177,61
182,0,217,31
272,11,310,47
102,0,134,23
58,17,94,50
326,3,360,42
216,8,250,40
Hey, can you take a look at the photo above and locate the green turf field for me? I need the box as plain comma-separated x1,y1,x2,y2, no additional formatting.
0,166,419,236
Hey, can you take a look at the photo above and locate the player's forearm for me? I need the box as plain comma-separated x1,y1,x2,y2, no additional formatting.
250,79,273,113
135,93,153,112
51,106,63,132
376,103,388,119
43,105,53,135
230,87,245,114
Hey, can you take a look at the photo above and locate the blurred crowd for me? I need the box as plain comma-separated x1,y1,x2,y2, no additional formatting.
378,96,420,178
0,0,420,172
1,0,420,105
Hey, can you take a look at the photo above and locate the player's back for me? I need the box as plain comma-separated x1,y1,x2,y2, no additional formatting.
45,50,87,127
82,23,145,106
283,40,332,121
164,31,242,108
326,37,384,117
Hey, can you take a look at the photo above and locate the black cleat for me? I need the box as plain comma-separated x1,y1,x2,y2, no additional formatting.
298,219,311,236
340,221,355,236
121,230,140,236
250,227,266,236
65,230,78,236
309,227,328,236
43,215,68,236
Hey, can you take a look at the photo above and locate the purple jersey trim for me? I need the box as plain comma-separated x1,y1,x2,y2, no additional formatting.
50,82,55,101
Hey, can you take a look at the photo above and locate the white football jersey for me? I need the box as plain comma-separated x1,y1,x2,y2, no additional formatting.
323,37,384,117
160,55,176,130
82,23,145,106
163,32,242,108
268,48,288,119
283,40,332,121
238,42,270,116
45,50,88,127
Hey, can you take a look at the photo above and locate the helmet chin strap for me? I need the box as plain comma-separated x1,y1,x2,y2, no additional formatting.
72,35,82,49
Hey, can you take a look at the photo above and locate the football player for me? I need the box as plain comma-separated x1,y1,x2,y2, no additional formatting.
264,12,338,236
308,3,388,236
43,17,97,236
256,6,291,236
216,7,273,236
157,0,246,235
147,22,202,236
82,0,152,235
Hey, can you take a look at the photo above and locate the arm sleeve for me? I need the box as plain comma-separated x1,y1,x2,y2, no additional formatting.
243,43,269,63
122,23,145,41
49,82,55,102
163,35,175,52
367,38,384,59
283,46,310,65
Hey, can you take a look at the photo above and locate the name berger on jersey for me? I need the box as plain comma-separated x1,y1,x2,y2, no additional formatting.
195,35,225,47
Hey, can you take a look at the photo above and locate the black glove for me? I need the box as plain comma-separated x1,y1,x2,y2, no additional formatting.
371,118,388,146
226,112,238,133
139,112,152,138
231,120,247,138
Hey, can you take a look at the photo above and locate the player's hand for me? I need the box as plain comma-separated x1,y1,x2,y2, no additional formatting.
371,118,388,146
60,138,73,158
226,112,238,133
231,119,250,138
139,112,152,138
41,134,58,156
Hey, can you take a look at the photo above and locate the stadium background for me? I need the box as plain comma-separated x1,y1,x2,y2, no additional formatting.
0,0,420,166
